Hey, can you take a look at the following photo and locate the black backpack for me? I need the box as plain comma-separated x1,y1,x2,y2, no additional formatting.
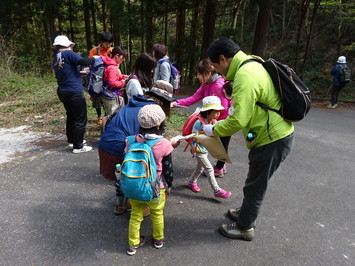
339,65,351,83
241,57,311,122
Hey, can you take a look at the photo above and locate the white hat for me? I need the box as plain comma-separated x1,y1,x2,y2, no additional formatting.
138,104,166,128
53,35,75,47
199,96,224,112
337,56,346,64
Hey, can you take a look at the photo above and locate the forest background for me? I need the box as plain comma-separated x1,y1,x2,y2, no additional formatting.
0,0,354,136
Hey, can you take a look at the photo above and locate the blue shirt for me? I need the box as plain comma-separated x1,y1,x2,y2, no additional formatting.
53,50,83,94
99,94,157,157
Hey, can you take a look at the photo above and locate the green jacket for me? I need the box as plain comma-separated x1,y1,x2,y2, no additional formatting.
213,51,294,149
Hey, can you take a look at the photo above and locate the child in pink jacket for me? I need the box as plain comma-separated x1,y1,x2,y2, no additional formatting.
172,58,232,177
101,46,128,115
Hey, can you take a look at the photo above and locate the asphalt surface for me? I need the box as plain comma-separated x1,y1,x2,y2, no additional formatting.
0,106,354,265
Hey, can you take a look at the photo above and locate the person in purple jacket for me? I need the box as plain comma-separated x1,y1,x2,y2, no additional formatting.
171,58,233,177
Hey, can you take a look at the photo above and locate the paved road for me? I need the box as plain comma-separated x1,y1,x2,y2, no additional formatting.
0,106,354,265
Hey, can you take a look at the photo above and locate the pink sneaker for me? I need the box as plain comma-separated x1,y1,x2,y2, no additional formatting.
214,188,231,198
188,182,201,192
214,165,227,177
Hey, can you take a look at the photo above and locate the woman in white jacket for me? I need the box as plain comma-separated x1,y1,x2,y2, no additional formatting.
126,52,156,101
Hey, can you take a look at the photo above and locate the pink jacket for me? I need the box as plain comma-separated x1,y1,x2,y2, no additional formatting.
177,75,232,120
101,56,126,93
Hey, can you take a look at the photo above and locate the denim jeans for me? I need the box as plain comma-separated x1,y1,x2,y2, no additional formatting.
57,90,87,149
236,133,295,230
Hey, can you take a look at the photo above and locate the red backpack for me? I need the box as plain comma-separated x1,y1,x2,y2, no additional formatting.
181,112,206,152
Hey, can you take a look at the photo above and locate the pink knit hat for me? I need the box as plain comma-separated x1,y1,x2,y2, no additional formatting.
138,105,166,128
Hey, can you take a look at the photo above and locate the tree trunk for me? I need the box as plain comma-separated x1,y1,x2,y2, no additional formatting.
176,2,186,68
127,0,132,66
201,0,217,57
189,0,200,80
101,0,108,32
251,0,272,56
68,0,75,42
83,0,92,50
301,0,321,73
90,0,98,44
145,0,153,52
294,0,311,72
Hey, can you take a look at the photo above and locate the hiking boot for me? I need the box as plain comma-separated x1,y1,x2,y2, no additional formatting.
68,140,86,148
214,188,231,198
187,182,200,192
214,165,226,177
73,145,92,154
114,200,131,215
219,222,254,241
114,204,126,215
227,208,241,220
143,206,150,217
97,117,103,125
153,239,164,249
127,236,146,256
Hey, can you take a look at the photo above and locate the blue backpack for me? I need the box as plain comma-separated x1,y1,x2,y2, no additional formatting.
87,57,105,96
158,59,181,94
120,136,160,202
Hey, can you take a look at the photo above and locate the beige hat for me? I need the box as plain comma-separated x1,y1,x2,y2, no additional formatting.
199,96,224,112
138,104,166,128
150,80,174,102
53,35,75,47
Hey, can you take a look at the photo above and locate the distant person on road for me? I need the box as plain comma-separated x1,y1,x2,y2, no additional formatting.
171,58,232,177
185,96,232,199
126,104,174,256
52,35,96,154
89,32,114,125
328,56,351,109
203,37,294,241
125,52,156,101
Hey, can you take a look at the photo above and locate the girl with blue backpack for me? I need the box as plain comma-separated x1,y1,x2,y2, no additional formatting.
126,104,174,256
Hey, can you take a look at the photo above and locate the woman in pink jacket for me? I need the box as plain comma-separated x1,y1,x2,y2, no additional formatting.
101,46,128,115
172,58,232,177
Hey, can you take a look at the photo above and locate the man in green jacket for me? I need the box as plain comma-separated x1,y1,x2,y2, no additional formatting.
204,37,295,241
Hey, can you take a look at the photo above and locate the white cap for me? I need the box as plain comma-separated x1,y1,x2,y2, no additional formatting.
337,56,346,64
200,96,224,112
53,35,75,47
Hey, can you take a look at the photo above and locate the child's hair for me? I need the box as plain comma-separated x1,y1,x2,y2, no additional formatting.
152,43,168,60
110,45,127,58
133,52,156,89
195,58,217,76
144,92,171,118
139,121,166,135
200,110,213,119
100,32,113,43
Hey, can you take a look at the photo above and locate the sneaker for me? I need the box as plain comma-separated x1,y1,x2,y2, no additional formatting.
68,140,86,148
214,189,231,198
187,182,200,192
214,165,226,177
227,208,241,220
219,222,254,241
97,117,103,125
127,236,146,256
153,239,164,249
327,103,337,109
73,145,92,154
